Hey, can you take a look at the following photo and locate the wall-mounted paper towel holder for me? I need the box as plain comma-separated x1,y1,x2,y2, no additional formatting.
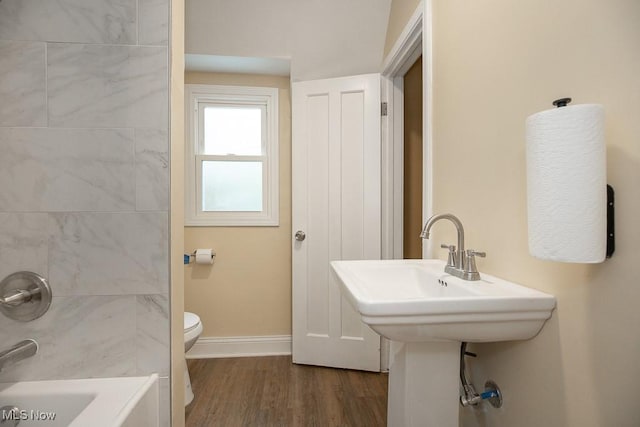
552,98,615,259
526,98,615,262
550,98,615,258
552,97,572,108
606,184,615,258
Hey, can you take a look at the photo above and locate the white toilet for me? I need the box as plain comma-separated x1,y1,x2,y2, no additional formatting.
184,311,203,406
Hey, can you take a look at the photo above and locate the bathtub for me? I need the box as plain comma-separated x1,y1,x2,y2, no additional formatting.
0,374,159,427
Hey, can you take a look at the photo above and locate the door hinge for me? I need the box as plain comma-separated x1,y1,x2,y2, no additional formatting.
381,102,388,116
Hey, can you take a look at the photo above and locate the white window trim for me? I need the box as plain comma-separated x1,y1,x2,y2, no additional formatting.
185,84,279,226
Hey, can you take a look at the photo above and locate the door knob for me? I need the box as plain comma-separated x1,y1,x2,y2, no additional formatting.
295,230,306,241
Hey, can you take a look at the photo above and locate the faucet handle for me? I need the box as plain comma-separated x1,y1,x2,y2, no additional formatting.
440,244,457,268
463,249,486,281
0,289,32,307
466,249,486,258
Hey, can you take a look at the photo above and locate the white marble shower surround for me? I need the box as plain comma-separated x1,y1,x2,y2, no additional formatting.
0,0,170,424
47,43,168,129
48,212,169,296
0,128,136,211
0,293,169,381
135,128,170,211
0,295,136,382
0,0,137,44
136,294,170,376
0,40,46,126
138,0,170,46
0,213,48,281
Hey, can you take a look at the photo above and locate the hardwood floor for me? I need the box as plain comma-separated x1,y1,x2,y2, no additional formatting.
185,356,388,427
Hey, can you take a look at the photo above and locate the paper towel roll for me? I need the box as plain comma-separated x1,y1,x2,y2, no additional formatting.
195,248,214,265
526,104,606,263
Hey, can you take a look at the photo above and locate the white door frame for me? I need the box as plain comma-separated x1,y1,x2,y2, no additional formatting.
380,0,433,261
379,0,433,371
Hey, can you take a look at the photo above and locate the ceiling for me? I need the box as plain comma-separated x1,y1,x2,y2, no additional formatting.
185,0,392,81
185,54,291,76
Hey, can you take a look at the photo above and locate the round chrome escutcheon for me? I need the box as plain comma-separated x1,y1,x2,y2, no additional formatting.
0,272,52,322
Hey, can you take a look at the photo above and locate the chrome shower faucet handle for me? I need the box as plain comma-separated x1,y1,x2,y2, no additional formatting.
0,272,52,322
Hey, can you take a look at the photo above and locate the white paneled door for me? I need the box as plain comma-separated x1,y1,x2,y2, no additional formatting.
292,74,381,371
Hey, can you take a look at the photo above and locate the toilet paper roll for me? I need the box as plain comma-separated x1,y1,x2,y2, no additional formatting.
195,248,214,265
526,104,606,263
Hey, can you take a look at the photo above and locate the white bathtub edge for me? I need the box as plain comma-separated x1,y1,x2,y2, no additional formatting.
113,373,159,427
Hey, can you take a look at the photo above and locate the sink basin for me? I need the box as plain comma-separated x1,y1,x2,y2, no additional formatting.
331,259,556,343
331,259,556,426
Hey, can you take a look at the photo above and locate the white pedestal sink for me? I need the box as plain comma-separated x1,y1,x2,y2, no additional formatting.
331,259,556,427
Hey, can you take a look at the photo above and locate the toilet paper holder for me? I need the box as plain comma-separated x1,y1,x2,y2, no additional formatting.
184,249,216,265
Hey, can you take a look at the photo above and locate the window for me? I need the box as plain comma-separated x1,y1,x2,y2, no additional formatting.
185,84,279,226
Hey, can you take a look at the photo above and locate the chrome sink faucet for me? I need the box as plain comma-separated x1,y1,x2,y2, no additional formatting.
420,213,485,281
420,213,466,270
0,339,38,372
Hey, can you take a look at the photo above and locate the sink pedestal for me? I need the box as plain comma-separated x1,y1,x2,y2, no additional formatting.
388,340,460,427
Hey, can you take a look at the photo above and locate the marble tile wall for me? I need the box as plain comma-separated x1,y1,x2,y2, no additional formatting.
0,1,170,425
0,41,46,126
47,44,168,129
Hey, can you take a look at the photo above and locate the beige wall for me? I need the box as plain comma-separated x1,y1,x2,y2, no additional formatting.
429,0,640,426
184,72,292,338
384,0,421,57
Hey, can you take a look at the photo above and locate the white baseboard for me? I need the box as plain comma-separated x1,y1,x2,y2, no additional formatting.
186,335,292,359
